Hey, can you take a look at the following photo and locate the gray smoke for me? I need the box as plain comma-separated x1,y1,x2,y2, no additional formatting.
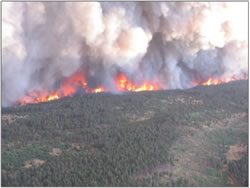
2,2,248,106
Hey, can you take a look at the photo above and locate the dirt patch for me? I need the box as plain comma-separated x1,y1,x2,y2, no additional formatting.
137,111,155,121
202,112,247,131
2,114,28,124
226,144,247,161
24,159,45,168
72,143,81,150
50,148,62,156
175,97,185,103
165,97,185,104
191,99,203,105
129,111,155,122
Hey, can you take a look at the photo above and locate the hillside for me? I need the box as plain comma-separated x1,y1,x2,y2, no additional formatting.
1,80,248,186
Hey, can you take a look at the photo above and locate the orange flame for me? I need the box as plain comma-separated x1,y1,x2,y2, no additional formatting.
19,71,245,106
48,93,59,101
115,72,159,92
20,92,60,105
19,71,109,105
60,71,88,96
202,78,220,86
202,76,237,86
92,87,105,93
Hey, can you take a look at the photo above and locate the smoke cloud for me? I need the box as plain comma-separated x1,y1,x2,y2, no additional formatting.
2,2,248,106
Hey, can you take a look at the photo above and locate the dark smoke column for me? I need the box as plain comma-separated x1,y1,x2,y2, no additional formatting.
2,2,248,106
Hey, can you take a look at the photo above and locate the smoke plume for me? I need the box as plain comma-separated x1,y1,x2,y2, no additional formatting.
2,2,248,106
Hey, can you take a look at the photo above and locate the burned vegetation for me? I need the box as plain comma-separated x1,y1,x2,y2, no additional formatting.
1,80,248,186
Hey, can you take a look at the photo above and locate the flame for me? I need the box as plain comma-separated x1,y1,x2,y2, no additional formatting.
202,78,221,86
20,92,60,105
202,76,237,86
92,87,105,93
48,94,59,101
19,71,109,105
19,71,246,106
115,72,159,92
60,71,88,96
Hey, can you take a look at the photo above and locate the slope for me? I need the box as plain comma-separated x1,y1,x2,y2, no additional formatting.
1,80,248,186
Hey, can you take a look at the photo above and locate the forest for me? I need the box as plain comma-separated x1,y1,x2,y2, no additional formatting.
1,80,248,186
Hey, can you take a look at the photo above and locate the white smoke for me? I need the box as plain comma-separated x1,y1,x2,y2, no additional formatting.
2,2,248,106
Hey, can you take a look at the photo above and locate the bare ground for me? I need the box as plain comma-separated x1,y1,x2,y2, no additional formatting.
24,159,45,168
226,144,247,161
50,148,62,156
2,114,28,124
129,111,155,122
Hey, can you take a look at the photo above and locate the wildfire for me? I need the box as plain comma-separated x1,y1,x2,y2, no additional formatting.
115,72,159,92
92,87,105,93
20,92,60,106
202,78,221,86
202,77,236,86
18,71,245,106
48,94,59,101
